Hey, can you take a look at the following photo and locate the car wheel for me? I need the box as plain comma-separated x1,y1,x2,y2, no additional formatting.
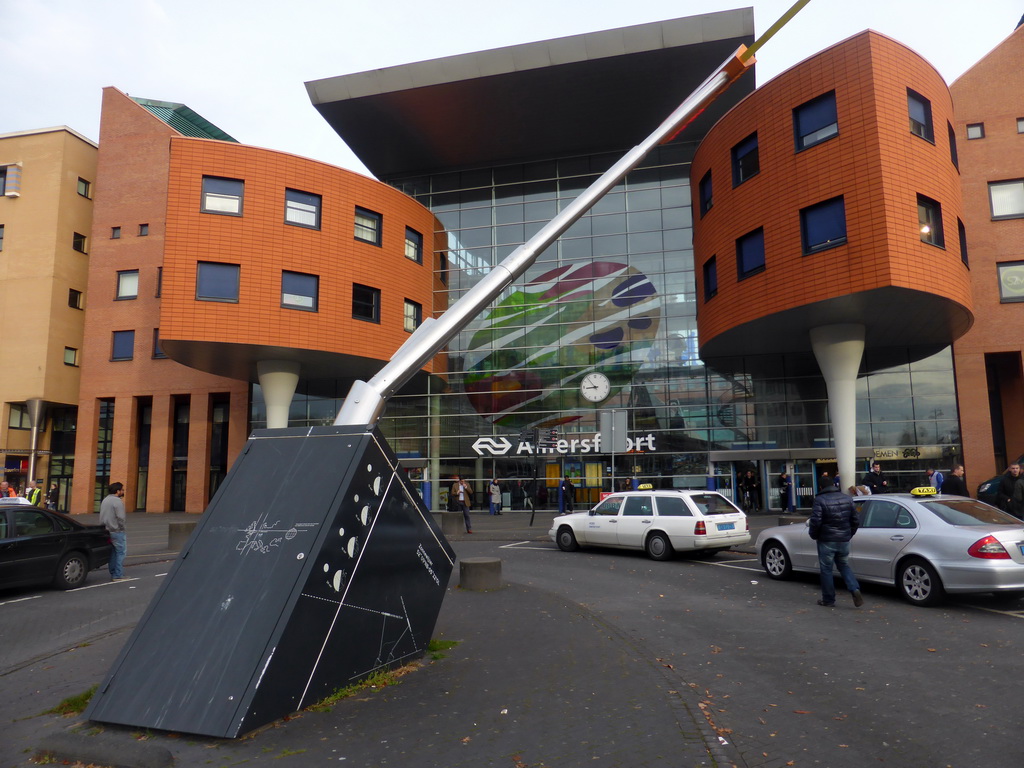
761,540,793,580
556,526,579,552
898,558,944,607
54,552,88,590
645,532,674,561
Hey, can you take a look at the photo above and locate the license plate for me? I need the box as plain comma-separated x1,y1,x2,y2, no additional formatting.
717,522,735,531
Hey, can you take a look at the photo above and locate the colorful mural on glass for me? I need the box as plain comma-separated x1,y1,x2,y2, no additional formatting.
463,262,660,427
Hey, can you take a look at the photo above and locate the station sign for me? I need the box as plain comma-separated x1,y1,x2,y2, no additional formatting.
472,432,657,457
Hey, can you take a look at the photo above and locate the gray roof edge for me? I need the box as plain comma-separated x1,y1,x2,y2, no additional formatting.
306,8,754,104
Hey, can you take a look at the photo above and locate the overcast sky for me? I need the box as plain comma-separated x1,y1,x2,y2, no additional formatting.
4,1,1021,177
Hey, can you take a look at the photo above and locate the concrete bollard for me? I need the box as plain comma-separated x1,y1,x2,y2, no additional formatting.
439,511,463,536
459,557,502,591
168,521,198,550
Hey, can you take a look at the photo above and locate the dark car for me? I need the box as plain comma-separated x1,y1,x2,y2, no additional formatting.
0,498,112,590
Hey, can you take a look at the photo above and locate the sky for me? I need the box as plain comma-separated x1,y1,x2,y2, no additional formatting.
3,1,1022,178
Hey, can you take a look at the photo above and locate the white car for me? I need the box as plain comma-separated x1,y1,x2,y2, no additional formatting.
549,489,750,560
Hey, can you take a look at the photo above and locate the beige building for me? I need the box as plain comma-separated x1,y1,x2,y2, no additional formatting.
0,127,97,508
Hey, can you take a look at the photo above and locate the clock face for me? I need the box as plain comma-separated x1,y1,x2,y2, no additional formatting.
580,372,611,403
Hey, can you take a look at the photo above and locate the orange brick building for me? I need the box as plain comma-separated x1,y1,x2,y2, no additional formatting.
73,88,444,513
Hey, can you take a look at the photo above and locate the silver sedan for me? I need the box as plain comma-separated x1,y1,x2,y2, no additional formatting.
755,493,1024,606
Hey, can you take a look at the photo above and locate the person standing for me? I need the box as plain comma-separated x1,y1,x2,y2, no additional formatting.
808,484,864,608
450,475,473,533
488,478,503,515
0,481,14,497
996,463,1022,515
24,479,42,506
46,483,59,511
100,482,127,581
559,475,575,513
940,464,968,497
861,462,889,495
925,467,944,491
778,471,794,512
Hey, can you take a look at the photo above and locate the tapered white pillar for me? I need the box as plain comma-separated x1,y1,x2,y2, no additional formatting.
257,360,300,429
810,324,865,494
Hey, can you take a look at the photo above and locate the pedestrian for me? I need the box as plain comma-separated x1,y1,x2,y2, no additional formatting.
511,479,525,510
537,483,548,508
925,467,944,491
24,479,42,506
778,471,794,512
46,483,59,511
450,475,473,533
808,484,864,608
0,481,14,497
996,463,1022,515
940,464,968,497
560,475,575,513
488,477,503,515
818,470,830,489
100,481,128,581
861,462,888,495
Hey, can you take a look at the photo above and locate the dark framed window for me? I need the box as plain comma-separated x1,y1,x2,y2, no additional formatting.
957,218,969,267
947,122,959,170
354,207,382,245
0,224,4,251
68,288,83,309
0,168,6,196
907,89,934,142
998,261,1024,303
736,227,766,279
111,330,135,361
404,299,422,332
989,179,1024,219
703,256,718,301
731,133,760,186
285,188,321,229
405,227,423,263
352,283,381,322
966,123,985,140
111,226,121,239
1018,118,1024,134
793,91,838,151
800,196,847,254
116,269,139,300
72,232,87,253
281,270,318,311
917,195,944,247
698,170,713,216
139,223,149,236
156,266,162,297
77,178,91,198
196,261,240,302
8,403,30,429
63,347,78,366
153,329,167,359
201,176,244,215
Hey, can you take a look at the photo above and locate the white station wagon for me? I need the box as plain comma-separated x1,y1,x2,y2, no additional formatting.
549,488,750,560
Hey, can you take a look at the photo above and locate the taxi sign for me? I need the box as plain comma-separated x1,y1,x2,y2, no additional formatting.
637,483,654,490
910,486,938,496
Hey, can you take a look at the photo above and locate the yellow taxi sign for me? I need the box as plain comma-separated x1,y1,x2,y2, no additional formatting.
637,483,654,490
910,486,938,496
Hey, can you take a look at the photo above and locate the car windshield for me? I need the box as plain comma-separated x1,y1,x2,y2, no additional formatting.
920,499,1023,526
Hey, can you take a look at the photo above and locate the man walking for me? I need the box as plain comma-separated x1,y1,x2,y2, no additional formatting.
940,464,968,497
808,484,864,608
861,462,888,495
100,482,127,580
996,463,1022,517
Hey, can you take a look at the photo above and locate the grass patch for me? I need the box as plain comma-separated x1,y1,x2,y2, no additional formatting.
307,669,398,713
428,638,460,660
42,685,97,717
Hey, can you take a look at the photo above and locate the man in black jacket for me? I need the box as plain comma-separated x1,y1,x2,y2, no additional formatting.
940,464,969,497
861,462,888,495
808,486,864,608
996,463,1022,516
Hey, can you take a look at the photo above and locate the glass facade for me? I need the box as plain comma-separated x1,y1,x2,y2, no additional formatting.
250,144,961,508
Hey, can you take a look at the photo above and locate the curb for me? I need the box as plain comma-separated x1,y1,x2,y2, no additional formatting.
35,731,173,768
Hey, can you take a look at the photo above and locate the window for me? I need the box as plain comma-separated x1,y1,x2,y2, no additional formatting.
998,262,1024,303
989,180,1024,219
702,256,718,301
111,330,135,361
1018,118,1024,134
731,133,759,186
0,167,5,196
0,164,20,197
948,122,958,170
800,197,847,254
68,289,83,309
116,270,139,299
404,299,422,332
281,270,318,311
196,261,240,302
698,170,713,216
352,284,380,322
77,178,91,198
156,266,162,297
0,224,4,251
355,207,382,245
8,403,30,429
793,90,838,151
63,347,79,366
139,223,149,236
917,195,944,247
966,123,985,140
285,188,321,229
153,329,167,359
72,232,87,253
405,227,423,263
111,226,121,239
201,176,244,215
736,228,766,279
907,89,934,142
958,218,969,267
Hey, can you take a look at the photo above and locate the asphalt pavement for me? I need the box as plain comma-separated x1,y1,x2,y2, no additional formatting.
5,507,796,768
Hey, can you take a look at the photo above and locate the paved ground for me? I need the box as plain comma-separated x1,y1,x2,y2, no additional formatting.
4,508,793,768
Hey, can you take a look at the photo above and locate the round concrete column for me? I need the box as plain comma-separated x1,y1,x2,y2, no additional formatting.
257,360,300,429
810,324,865,494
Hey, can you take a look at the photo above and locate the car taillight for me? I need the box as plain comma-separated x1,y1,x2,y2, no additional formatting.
695,521,706,536
968,536,1010,559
